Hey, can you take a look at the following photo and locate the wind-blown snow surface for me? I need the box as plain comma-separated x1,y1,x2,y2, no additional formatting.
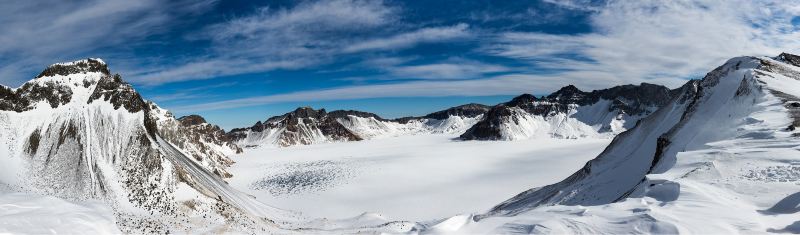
420,55,800,234
0,192,120,234
229,134,610,221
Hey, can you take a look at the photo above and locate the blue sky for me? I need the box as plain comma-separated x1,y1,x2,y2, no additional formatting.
1,0,799,129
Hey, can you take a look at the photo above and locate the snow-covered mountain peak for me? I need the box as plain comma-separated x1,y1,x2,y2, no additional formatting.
289,106,325,118
506,93,539,106
36,58,110,79
178,114,209,126
0,60,282,233
461,83,675,140
546,84,584,102
229,104,492,148
0,58,133,114
479,53,800,222
420,103,490,120
777,52,800,66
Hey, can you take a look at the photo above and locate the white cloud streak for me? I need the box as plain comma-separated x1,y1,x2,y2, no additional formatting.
487,0,800,85
386,58,510,80
0,0,217,86
131,0,474,85
178,0,800,112
343,23,471,53
171,73,555,112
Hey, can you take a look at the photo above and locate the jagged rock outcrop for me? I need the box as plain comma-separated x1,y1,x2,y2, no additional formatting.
460,83,676,140
0,59,281,233
417,103,489,120
228,82,676,146
155,112,242,178
227,107,363,147
228,104,490,148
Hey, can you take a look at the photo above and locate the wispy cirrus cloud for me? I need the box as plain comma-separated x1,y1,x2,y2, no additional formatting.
0,0,217,86
343,23,471,53
486,0,800,85
4,0,799,114
386,58,510,80
131,0,475,85
170,73,549,112
176,0,800,112
171,70,625,113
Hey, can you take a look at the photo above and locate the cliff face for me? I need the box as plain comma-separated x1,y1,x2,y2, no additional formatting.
227,107,362,147
460,83,675,140
0,59,277,233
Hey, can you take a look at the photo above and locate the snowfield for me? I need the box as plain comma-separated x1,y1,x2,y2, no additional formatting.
0,192,120,234
229,134,611,221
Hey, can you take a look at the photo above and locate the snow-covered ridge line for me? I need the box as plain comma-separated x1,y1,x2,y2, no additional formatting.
52,58,107,66
37,58,110,79
229,83,676,148
478,53,800,219
460,83,675,141
227,105,489,148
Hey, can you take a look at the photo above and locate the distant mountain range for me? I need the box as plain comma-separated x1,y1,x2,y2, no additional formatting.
225,82,678,148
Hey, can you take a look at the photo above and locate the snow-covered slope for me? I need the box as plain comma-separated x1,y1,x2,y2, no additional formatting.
0,192,120,234
461,83,674,140
0,59,290,233
425,53,800,234
228,104,488,148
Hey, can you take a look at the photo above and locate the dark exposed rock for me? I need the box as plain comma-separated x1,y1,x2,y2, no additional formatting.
0,81,73,112
543,83,674,116
25,129,41,155
36,58,109,78
176,114,242,152
394,103,491,124
458,105,515,140
778,52,800,67
506,94,539,107
461,83,676,140
88,74,148,113
227,107,364,147
649,137,672,173
328,110,386,120
228,102,494,147
178,115,208,126
546,85,584,103
422,103,490,120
